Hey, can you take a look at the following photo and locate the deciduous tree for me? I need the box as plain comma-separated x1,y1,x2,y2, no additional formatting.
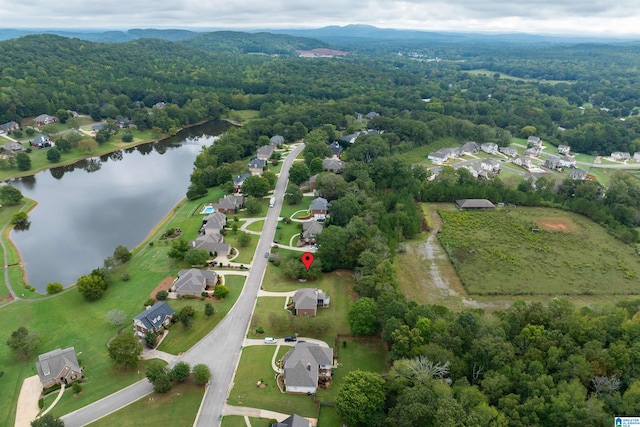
77,273,108,301
6,326,39,359
0,185,24,205
192,363,211,385
108,332,142,368
348,297,379,336
336,370,385,426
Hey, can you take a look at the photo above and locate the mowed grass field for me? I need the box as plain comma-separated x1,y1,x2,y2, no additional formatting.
437,206,640,295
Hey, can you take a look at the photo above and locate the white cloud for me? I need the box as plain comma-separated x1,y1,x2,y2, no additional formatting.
1,0,640,36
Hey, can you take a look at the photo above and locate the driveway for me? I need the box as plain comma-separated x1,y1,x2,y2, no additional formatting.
14,375,42,427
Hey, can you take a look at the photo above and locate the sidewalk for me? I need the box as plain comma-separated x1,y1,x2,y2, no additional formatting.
223,404,317,426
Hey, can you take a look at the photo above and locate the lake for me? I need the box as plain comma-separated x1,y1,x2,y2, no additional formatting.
9,120,230,293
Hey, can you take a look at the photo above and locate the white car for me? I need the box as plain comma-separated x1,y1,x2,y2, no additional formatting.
264,337,277,344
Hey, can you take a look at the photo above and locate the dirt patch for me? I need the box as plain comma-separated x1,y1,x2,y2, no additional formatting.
149,276,174,298
537,217,578,232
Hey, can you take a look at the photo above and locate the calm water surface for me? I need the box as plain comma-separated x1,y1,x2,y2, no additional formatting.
10,121,230,292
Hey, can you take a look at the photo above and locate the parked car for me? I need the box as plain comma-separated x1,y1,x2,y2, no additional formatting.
264,252,270,258
284,336,297,342
264,337,277,344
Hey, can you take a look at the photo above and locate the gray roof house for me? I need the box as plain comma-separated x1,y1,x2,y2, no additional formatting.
327,141,343,157
282,342,333,394
480,142,499,154
171,269,218,297
201,212,226,232
271,414,310,427
233,172,251,191
480,158,500,172
569,168,588,180
309,197,329,220
611,151,631,161
211,194,245,214
544,156,563,170
92,122,106,132
558,144,571,155
301,220,323,243
455,199,495,210
291,288,330,316
32,134,52,148
525,147,542,157
191,234,230,256
322,158,344,173
256,144,275,160
634,152,640,162
133,302,175,337
499,146,518,157
3,141,24,153
36,347,83,388
0,121,19,133
527,136,542,147
513,155,533,169
459,141,480,154
34,114,57,125
248,158,266,175
270,135,285,146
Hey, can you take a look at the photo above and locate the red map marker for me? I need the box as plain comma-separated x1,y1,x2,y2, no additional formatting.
301,252,314,271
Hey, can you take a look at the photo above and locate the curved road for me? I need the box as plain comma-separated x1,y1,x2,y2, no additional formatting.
61,143,305,427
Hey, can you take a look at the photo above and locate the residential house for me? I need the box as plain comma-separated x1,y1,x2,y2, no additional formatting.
34,114,57,126
301,220,323,244
233,173,250,192
634,152,640,162
559,156,576,168
327,141,343,157
611,152,631,161
480,142,499,154
544,156,563,170
308,174,318,191
322,158,344,173
32,134,52,148
569,168,588,180
527,136,542,147
271,414,310,427
525,147,542,157
455,199,495,210
499,146,518,157
256,144,275,161
3,141,23,153
133,302,174,337
480,158,500,173
248,158,266,175
558,144,571,155
270,135,285,146
309,197,328,220
153,102,166,109
191,233,230,256
36,347,83,389
290,288,330,316
364,111,380,120
170,269,218,297
465,164,488,179
459,141,480,155
211,194,245,214
0,121,19,134
427,149,450,165
92,122,106,132
115,117,130,129
200,212,226,234
513,155,533,169
282,342,333,394
339,133,359,144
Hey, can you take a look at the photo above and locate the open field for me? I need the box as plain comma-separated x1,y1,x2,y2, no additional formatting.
464,69,575,85
88,380,205,427
438,206,640,295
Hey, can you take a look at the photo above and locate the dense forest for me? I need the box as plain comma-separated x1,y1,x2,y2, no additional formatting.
4,30,640,424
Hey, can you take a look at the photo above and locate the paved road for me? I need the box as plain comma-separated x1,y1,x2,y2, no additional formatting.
61,143,305,427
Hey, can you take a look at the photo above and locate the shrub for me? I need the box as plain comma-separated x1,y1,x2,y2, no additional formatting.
144,298,156,308
46,282,63,294
156,290,168,300
72,382,83,394
213,285,229,299
256,326,264,334
38,398,44,409
121,273,130,281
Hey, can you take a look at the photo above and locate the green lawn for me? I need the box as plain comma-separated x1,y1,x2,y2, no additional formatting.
438,206,640,295
228,346,317,417
222,416,273,427
273,221,302,246
393,137,458,165
464,69,574,84
279,197,313,220
226,232,259,265
245,219,264,232
318,405,342,427
88,381,205,427
158,275,245,354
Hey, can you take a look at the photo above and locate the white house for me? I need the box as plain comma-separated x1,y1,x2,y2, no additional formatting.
480,142,499,154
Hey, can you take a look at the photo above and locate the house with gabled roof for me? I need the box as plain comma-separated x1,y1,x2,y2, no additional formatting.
569,168,587,180
513,155,533,169
544,156,563,170
499,146,518,157
322,158,344,173
480,142,499,154
480,158,500,173
301,220,323,244
32,134,52,148
211,194,245,214
271,414,310,427
455,199,495,210
327,141,343,157
256,144,275,160
170,269,218,297
611,151,631,161
290,288,330,316
364,111,380,120
559,156,576,168
133,302,174,337
282,342,333,394
465,164,488,179
527,136,542,147
190,234,230,256
3,141,24,153
459,141,479,155
427,149,450,165
270,135,285,146
525,147,542,157
634,152,640,162
0,121,19,134
233,173,250,192
558,144,571,155
309,197,328,220
34,114,57,126
201,212,226,233
248,158,266,175
36,347,83,388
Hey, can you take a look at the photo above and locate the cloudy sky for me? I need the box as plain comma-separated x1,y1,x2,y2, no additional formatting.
3,0,640,36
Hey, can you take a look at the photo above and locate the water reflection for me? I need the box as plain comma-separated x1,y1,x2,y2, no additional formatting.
11,120,230,292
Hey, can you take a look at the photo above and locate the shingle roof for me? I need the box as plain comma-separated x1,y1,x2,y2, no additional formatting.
172,269,217,294
302,220,323,239
272,414,310,427
283,342,333,389
309,197,328,211
455,199,495,209
233,173,250,185
293,288,321,310
133,302,175,331
322,158,343,172
257,145,275,158
248,158,266,170
36,347,81,384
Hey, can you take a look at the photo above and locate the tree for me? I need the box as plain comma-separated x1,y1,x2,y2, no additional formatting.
336,370,386,426
205,302,215,317
179,305,195,329
284,183,303,205
12,211,29,227
168,238,189,260
186,181,207,200
237,231,252,247
108,332,142,368
309,157,324,175
146,361,173,393
46,282,63,294
77,139,98,152
0,185,24,205
184,248,209,266
171,361,191,382
289,162,311,185
121,132,133,142
192,363,211,385
46,147,61,163
31,413,65,427
213,285,229,299
113,245,132,264
242,175,270,197
348,297,379,336
105,309,127,326
77,273,108,301
16,152,31,170
244,196,263,215
6,326,39,359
